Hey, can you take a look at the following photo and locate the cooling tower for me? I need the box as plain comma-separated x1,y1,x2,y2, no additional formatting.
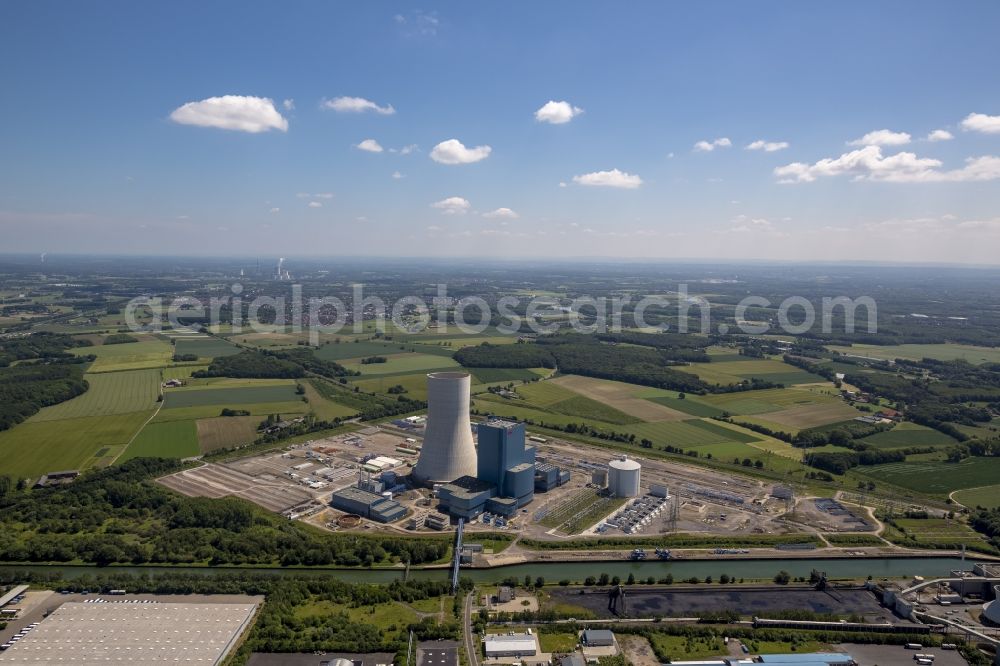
412,372,478,485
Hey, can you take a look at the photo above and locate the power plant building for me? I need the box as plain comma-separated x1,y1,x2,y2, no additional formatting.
412,372,478,485
608,456,641,498
437,419,536,519
330,486,406,523
534,462,570,491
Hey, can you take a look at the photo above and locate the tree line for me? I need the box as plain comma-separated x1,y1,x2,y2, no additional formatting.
0,458,450,567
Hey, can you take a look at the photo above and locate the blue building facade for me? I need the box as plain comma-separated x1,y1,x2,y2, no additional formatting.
436,418,536,519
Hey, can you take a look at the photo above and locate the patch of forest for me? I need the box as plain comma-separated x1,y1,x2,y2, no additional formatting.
0,333,93,431
194,348,356,380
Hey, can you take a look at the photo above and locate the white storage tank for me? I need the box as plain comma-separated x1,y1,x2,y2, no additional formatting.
608,456,641,498
591,469,608,488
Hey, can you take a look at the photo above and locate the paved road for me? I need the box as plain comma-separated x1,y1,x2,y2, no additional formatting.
463,591,479,666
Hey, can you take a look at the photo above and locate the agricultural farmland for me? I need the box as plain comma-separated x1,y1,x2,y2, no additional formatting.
195,415,262,453
857,457,1000,495
162,384,302,408
0,411,155,478
678,357,826,386
340,352,460,376
828,342,1000,365
173,336,241,359
119,420,200,462
71,337,173,372
857,422,958,450
313,340,413,361
548,374,690,421
27,368,160,421
953,485,1000,509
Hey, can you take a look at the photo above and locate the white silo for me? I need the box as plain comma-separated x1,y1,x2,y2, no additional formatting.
607,456,641,498
412,372,478,485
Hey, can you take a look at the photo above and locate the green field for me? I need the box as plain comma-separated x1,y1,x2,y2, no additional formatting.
953,484,1000,509
72,337,173,372
473,395,590,428
857,456,1000,495
27,368,160,421
468,367,548,384
0,411,154,478
195,416,262,453
646,395,726,417
620,418,759,446
314,340,427,361
173,336,241,359
516,381,640,425
696,387,837,412
829,343,1000,365
354,373,433,400
858,422,958,450
162,365,209,380
302,380,360,420
538,633,579,653
679,358,827,386
887,517,987,548
153,401,309,423
119,420,200,462
162,385,301,408
341,352,461,376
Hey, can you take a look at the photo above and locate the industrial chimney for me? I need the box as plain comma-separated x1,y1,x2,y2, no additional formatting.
412,372,478,485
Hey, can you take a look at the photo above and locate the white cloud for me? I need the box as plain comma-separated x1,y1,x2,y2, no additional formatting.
389,144,418,155
269,207,280,214
308,201,323,208
534,100,584,124
392,171,405,179
430,139,491,165
725,215,785,236
693,137,731,152
395,10,439,36
926,129,953,142
848,129,911,146
572,168,643,189
314,193,334,199
176,215,190,220
323,96,395,115
282,99,295,111
426,225,443,233
961,112,1000,134
746,139,789,152
774,145,1000,183
482,207,520,219
356,139,384,153
170,95,288,133
431,196,471,214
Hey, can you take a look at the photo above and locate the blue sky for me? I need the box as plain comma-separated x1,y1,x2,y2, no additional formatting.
2,1,1000,262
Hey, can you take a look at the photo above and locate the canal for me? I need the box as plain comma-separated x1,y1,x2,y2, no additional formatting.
0,556,981,585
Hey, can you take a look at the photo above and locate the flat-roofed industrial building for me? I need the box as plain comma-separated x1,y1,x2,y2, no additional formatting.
0,600,259,665
330,486,407,523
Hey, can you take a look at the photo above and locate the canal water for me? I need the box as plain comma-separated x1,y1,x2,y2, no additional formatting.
0,557,980,585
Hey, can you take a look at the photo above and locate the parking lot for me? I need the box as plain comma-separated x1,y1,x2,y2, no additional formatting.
836,643,970,666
